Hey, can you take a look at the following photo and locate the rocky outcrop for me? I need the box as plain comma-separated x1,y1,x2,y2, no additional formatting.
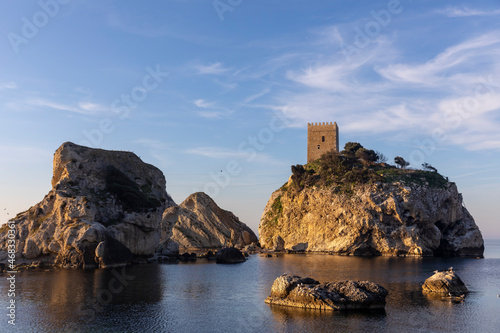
265,274,388,311
95,237,133,268
215,247,246,264
422,269,469,295
0,142,175,268
161,192,258,251
259,177,484,257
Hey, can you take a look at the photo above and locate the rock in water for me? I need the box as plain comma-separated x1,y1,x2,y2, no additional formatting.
259,172,484,256
0,142,175,268
160,192,258,251
422,269,469,295
265,274,388,311
215,247,246,263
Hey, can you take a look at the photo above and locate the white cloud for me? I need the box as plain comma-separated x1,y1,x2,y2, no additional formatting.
24,99,109,115
195,62,231,75
438,7,500,17
193,99,214,108
0,82,16,90
377,32,500,85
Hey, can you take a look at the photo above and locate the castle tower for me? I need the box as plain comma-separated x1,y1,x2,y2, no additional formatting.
307,122,339,163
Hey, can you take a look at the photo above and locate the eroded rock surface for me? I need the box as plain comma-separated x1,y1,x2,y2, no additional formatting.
0,142,174,268
265,274,388,311
161,192,258,251
259,178,484,257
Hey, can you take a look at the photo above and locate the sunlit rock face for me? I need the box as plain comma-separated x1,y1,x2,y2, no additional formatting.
160,192,258,251
0,142,175,268
259,177,484,257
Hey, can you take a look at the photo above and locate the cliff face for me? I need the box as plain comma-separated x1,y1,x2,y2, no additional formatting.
259,178,484,256
0,142,175,268
161,192,258,251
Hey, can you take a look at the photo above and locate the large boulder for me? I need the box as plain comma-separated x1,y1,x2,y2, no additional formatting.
265,274,388,311
95,237,133,268
422,269,469,295
161,192,258,251
259,170,484,257
215,247,246,264
0,142,175,268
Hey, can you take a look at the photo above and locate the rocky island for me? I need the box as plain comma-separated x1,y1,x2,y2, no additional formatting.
265,274,388,311
0,142,256,269
259,143,484,257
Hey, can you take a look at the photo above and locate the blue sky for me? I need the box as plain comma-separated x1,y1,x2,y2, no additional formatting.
1,0,499,237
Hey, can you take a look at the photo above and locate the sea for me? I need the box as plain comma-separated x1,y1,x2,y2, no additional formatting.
1,239,499,333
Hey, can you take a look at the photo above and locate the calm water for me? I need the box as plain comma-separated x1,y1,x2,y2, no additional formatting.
1,240,500,333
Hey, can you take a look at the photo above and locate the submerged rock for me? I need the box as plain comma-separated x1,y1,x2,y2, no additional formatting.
265,274,388,311
161,192,258,251
0,142,175,268
422,269,469,295
215,247,246,264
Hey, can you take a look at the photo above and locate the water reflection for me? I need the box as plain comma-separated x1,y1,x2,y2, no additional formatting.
1,250,499,332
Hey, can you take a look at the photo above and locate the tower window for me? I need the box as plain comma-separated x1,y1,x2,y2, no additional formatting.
322,136,325,142
317,145,320,149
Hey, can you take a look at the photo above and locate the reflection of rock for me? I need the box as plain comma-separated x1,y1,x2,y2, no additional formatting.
422,269,468,295
215,247,246,264
265,274,388,311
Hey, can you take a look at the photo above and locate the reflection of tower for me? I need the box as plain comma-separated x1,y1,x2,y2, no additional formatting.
307,122,339,163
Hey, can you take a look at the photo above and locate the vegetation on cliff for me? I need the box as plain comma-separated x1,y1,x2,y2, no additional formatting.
287,142,449,194
258,142,484,257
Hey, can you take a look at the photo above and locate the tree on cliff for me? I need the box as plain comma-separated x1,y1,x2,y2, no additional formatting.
422,163,438,173
394,156,410,169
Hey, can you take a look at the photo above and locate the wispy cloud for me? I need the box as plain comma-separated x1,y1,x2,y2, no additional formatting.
265,29,500,150
192,99,233,118
27,99,107,115
195,62,231,75
0,82,16,90
438,7,500,17
377,32,500,86
193,99,214,108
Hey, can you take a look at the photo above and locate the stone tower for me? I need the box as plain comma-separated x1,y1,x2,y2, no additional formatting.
307,122,339,163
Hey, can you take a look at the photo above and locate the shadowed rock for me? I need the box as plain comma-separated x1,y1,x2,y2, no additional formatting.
265,274,388,311
215,247,246,264
95,237,133,268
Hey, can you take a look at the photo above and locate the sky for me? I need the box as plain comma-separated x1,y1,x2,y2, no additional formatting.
0,0,499,238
